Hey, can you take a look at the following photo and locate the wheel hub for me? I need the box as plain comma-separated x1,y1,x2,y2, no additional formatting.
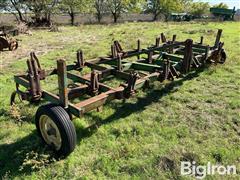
39,115,62,150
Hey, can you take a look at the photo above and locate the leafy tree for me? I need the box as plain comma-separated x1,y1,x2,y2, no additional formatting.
1,0,28,22
94,0,106,23
145,0,161,20
212,3,228,9
190,2,209,17
60,0,81,25
60,0,93,25
25,0,59,26
0,0,6,8
106,0,126,23
128,0,145,13
0,0,59,25
106,0,143,23
145,0,191,21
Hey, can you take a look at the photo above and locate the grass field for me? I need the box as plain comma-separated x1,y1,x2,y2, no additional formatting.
0,21,239,179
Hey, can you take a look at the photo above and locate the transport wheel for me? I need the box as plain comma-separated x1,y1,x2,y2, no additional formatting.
9,42,13,51
9,41,18,51
35,104,76,157
0,41,3,51
218,49,227,64
15,41,18,50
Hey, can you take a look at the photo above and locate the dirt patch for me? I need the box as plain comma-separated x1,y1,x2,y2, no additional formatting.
180,152,200,163
156,156,175,172
0,39,64,68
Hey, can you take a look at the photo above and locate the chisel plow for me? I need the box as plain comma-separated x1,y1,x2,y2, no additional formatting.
11,29,226,156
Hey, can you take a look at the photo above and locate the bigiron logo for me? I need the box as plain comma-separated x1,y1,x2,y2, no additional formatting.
181,161,237,179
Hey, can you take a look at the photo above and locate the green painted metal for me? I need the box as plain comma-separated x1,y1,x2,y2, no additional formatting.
210,7,236,20
210,8,236,15
131,62,162,72
42,91,82,117
14,76,29,88
162,53,183,62
14,75,82,117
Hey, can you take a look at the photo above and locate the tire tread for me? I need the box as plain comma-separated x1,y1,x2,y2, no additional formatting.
35,104,76,157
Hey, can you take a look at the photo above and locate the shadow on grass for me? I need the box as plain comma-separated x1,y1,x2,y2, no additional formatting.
0,109,55,178
0,65,208,178
0,130,55,178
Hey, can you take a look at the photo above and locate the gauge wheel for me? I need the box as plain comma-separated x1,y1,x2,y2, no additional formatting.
0,41,3,51
9,41,18,51
35,104,76,157
218,49,227,64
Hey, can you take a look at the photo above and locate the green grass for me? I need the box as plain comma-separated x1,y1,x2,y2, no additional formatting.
0,21,240,179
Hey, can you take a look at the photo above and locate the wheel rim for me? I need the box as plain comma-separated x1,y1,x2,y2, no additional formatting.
9,41,16,51
39,115,62,150
12,41,18,50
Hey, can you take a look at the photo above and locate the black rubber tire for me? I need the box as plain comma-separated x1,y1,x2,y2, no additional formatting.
0,41,3,51
219,49,227,64
35,104,76,157
9,41,18,51
8,42,13,51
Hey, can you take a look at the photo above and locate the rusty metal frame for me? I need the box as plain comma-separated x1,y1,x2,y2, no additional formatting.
12,29,226,118
0,32,18,51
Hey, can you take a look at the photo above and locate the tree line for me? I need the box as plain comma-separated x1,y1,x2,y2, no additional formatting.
0,0,229,26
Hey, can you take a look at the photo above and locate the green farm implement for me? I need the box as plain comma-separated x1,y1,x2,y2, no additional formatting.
11,29,226,156
210,7,236,21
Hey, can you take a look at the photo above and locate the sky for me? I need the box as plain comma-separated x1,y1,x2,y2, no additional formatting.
194,0,240,9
